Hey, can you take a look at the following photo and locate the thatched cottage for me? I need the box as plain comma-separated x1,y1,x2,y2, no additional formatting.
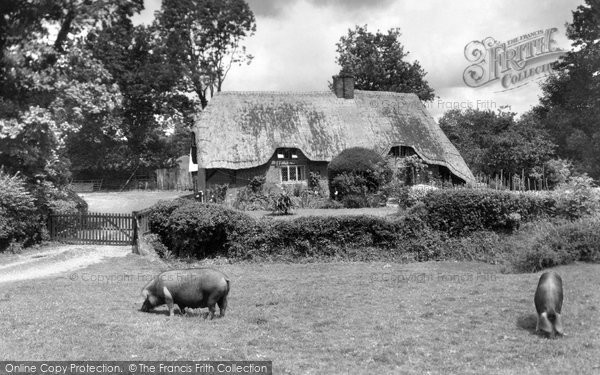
191,75,475,192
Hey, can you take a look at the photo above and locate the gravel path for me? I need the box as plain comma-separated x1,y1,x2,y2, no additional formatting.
0,245,130,283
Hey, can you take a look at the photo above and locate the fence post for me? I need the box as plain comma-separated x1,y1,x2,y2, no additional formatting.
132,212,139,254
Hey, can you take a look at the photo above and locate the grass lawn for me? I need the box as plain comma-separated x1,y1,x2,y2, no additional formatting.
246,206,399,220
79,191,191,213
0,251,598,374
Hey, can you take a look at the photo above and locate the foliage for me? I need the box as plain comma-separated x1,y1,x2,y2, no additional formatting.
146,196,600,270
438,108,556,181
530,0,600,180
395,185,437,208
394,155,429,185
248,175,266,193
335,25,435,101
75,12,191,175
45,185,88,215
147,198,189,240
541,158,572,188
414,188,558,236
328,147,392,205
307,171,322,192
231,176,271,210
0,171,40,251
207,184,229,203
552,176,600,219
150,202,253,258
514,217,600,272
270,193,294,215
155,0,256,108
144,233,173,260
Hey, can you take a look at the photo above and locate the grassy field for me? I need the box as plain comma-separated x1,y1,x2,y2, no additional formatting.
246,206,399,220
79,191,191,213
1,251,598,374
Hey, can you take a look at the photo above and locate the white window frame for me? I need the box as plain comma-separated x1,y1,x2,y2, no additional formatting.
280,165,305,183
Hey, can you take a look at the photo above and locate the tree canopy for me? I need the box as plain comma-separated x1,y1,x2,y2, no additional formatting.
438,108,557,182
532,0,600,180
155,0,256,108
335,25,435,101
1,0,257,185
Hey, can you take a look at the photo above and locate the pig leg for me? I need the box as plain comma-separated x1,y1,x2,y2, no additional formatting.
217,295,228,317
178,305,186,315
163,286,175,317
207,304,217,319
554,313,564,336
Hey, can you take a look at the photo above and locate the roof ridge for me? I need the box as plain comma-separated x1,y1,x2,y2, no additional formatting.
217,91,332,96
215,90,420,98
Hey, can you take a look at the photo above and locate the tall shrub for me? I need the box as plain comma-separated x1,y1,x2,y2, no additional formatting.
328,147,391,205
0,172,40,251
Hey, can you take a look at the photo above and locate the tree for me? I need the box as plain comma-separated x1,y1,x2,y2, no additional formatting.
155,0,256,108
438,108,556,182
79,13,191,176
533,0,600,180
335,25,435,101
0,1,128,185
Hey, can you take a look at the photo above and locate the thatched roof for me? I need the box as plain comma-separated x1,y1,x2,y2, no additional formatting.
193,90,475,184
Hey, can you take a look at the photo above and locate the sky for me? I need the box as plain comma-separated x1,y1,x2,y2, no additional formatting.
133,0,584,119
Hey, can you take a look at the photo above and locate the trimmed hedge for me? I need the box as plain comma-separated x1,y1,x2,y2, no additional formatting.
146,194,600,272
148,199,448,261
416,189,557,236
149,201,253,258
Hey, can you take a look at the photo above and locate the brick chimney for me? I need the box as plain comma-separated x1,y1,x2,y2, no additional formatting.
332,73,354,99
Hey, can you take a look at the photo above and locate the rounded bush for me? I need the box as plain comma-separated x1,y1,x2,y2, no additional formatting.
153,202,255,258
328,147,386,176
328,147,392,204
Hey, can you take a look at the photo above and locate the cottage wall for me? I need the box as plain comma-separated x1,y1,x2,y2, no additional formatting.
205,149,329,189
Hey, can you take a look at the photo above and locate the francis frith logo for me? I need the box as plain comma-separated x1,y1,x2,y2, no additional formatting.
463,28,565,91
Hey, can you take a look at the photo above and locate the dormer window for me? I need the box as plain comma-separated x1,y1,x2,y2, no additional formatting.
389,146,415,157
276,148,298,159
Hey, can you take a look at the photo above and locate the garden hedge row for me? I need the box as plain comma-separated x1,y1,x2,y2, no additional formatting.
147,188,600,270
416,189,557,236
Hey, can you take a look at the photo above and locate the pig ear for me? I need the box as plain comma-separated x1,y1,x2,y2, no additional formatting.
538,313,553,334
554,314,564,335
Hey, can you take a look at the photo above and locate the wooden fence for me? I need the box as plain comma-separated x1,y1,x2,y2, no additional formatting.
69,180,103,192
48,212,134,246
132,208,153,237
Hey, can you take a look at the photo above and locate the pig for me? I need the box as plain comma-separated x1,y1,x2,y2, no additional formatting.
141,268,229,319
534,271,564,337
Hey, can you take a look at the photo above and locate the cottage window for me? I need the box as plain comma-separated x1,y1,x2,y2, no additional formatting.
390,146,415,157
281,165,305,183
276,148,299,159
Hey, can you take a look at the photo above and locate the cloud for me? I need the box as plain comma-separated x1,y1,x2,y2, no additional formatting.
245,0,291,17
246,0,396,18
134,0,585,119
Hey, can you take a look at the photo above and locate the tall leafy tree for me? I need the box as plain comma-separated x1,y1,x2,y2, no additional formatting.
155,0,256,108
335,25,435,101
0,0,128,184
439,108,556,181
533,0,600,179
81,12,188,175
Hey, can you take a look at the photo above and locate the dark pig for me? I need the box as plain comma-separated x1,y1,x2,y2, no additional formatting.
534,271,564,337
141,268,229,318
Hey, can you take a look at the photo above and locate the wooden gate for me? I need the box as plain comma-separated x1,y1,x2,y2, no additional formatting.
48,212,134,245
